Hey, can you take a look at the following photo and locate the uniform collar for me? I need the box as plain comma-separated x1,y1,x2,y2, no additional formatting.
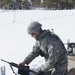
38,30,50,41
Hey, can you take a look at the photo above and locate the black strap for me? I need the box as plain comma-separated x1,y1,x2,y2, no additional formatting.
39,50,45,57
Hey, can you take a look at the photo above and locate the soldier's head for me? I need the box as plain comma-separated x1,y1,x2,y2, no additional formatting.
27,21,43,40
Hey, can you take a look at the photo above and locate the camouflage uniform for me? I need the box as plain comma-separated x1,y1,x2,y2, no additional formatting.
24,30,68,75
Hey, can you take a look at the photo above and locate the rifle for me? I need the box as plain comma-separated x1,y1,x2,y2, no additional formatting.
1,59,19,75
1,59,18,68
1,59,37,75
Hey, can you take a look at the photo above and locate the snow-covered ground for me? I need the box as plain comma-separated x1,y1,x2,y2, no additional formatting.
0,9,75,75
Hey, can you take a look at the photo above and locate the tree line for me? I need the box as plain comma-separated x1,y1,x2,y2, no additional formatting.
0,0,75,10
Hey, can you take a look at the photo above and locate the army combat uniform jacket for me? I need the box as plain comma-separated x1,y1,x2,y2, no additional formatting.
24,30,68,75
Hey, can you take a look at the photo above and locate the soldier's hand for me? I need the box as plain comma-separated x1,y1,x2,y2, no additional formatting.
19,61,25,67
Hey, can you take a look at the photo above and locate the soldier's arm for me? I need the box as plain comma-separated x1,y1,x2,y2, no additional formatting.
24,45,40,65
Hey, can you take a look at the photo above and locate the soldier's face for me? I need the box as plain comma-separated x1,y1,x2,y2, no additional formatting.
31,32,40,40
31,33,36,39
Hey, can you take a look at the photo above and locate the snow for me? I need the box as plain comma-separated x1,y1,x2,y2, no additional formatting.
0,9,75,75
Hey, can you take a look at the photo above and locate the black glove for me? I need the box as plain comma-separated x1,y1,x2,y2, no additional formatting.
36,71,44,75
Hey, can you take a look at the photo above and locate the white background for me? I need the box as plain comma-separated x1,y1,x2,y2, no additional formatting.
0,9,75,75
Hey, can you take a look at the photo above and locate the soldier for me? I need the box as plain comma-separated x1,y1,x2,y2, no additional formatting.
19,21,68,75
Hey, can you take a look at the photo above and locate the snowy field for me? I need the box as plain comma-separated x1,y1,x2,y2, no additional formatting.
0,9,75,75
